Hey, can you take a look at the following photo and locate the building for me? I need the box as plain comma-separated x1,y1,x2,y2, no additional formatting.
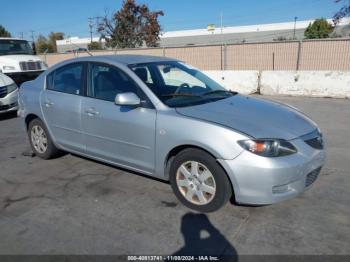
56,37,106,53
56,18,350,52
160,18,350,47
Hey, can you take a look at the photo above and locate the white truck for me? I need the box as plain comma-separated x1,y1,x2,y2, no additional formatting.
0,38,48,85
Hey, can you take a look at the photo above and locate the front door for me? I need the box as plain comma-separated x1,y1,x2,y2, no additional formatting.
81,63,156,174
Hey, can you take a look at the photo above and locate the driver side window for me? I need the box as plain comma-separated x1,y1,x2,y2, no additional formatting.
88,63,138,102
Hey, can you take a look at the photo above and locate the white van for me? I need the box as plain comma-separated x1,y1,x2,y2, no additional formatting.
0,38,48,85
0,72,18,114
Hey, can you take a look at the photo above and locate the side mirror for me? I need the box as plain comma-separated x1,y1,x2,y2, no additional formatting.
115,92,141,106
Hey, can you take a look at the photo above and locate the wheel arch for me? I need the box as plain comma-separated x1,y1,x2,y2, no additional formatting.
25,114,42,130
164,144,236,201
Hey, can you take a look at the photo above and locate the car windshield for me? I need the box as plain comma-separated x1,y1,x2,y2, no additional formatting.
129,61,237,108
0,39,33,56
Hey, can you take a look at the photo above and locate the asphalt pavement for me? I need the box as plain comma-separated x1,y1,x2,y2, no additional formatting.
0,96,349,258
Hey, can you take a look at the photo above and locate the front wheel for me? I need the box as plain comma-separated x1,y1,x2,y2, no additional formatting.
28,118,59,159
169,148,232,213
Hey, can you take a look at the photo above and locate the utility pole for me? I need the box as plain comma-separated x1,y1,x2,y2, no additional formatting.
30,30,36,54
293,16,298,40
19,32,24,39
88,17,103,43
88,17,94,43
30,30,35,43
220,12,224,44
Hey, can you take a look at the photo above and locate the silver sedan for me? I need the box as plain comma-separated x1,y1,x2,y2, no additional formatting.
18,55,326,212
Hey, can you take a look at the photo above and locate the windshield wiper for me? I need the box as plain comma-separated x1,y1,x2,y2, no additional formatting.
161,93,200,98
201,90,238,97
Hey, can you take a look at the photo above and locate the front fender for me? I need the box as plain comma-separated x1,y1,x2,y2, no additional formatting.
154,111,247,179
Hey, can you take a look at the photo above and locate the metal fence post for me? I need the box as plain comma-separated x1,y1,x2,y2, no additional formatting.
223,44,227,71
220,45,223,70
296,40,302,71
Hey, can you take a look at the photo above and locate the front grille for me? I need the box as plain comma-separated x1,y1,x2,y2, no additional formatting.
306,168,321,187
0,102,17,111
0,86,7,98
19,61,42,71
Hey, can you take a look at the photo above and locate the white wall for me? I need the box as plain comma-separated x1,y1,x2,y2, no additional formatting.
203,70,350,98
203,71,259,95
260,71,350,99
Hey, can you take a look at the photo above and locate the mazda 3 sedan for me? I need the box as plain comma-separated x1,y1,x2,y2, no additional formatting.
18,55,326,212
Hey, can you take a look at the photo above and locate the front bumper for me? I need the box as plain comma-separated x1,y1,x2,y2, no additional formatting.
5,71,44,86
218,138,326,205
0,89,19,114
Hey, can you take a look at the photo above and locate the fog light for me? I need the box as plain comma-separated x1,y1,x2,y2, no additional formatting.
272,184,290,194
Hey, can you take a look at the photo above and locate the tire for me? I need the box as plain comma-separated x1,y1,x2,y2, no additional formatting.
169,148,232,213
28,118,59,159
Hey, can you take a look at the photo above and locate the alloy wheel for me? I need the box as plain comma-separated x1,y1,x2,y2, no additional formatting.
176,161,216,206
30,125,48,154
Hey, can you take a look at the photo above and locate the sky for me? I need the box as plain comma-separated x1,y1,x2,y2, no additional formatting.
0,0,343,40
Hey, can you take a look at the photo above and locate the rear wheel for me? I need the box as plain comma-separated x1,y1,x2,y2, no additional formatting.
28,118,59,159
169,148,232,213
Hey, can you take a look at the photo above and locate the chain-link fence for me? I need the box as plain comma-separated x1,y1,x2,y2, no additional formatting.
41,38,350,71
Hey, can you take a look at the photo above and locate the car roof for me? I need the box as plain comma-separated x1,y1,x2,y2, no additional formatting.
72,54,179,65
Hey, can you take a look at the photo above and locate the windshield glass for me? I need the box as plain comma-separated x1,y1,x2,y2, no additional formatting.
129,61,236,107
0,39,33,56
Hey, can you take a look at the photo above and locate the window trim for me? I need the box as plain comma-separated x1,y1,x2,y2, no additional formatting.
86,62,154,109
45,62,86,97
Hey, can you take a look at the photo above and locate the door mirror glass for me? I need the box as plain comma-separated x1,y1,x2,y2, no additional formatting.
115,92,141,106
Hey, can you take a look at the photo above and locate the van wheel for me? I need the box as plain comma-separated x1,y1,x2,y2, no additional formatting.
169,148,232,213
28,118,59,159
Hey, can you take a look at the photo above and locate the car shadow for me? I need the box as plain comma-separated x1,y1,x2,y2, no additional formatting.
170,213,238,261
0,111,17,122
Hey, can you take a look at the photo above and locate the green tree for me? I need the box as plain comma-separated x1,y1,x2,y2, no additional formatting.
333,0,350,24
304,18,334,39
35,35,49,54
98,0,164,48
88,41,103,50
0,25,11,37
48,32,65,52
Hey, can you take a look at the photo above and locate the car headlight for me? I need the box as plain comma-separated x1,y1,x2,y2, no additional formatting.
3,65,16,71
6,83,18,94
238,139,297,157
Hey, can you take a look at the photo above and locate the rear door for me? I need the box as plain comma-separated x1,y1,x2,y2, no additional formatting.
81,62,157,173
41,63,86,152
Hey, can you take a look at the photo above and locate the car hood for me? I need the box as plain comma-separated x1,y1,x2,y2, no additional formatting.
0,55,42,63
0,72,14,87
176,95,317,140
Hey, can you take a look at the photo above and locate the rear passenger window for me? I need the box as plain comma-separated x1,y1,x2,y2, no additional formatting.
47,63,83,95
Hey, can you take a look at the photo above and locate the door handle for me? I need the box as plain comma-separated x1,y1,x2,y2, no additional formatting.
85,108,99,116
44,100,54,107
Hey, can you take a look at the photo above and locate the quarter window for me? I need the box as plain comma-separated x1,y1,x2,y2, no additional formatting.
88,63,138,102
47,63,83,95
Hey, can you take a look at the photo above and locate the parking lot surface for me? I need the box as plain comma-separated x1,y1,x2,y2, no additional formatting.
0,95,349,256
